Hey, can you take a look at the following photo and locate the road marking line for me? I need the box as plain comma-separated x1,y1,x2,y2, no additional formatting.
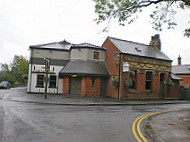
132,110,171,142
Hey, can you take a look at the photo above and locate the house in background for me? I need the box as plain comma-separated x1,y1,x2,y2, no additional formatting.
172,56,190,88
102,35,173,99
27,41,109,97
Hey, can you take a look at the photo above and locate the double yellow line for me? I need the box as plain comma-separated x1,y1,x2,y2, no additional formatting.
132,110,171,142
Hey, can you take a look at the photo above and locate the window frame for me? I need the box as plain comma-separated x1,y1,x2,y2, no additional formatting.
49,75,57,88
145,71,153,90
93,52,99,59
36,74,44,88
114,52,119,60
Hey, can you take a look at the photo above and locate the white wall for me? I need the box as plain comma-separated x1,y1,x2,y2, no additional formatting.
70,48,105,61
28,64,63,94
32,49,70,60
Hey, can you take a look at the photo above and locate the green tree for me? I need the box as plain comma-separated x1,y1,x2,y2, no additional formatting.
11,55,29,84
93,0,190,36
0,63,15,84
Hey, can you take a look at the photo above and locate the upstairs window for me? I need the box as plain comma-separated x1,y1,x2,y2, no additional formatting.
146,71,152,90
36,74,44,88
114,52,119,60
93,52,99,59
49,75,57,88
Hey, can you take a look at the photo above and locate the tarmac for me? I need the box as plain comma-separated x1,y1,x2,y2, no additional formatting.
1,87,190,142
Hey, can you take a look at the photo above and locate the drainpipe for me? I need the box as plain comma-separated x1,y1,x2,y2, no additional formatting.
118,53,121,100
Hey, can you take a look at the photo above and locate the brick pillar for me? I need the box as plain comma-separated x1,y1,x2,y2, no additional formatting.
138,70,145,94
63,77,69,95
81,77,86,97
165,73,169,98
152,72,160,97
96,78,101,96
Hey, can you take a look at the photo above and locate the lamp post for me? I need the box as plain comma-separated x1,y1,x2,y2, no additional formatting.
44,58,50,98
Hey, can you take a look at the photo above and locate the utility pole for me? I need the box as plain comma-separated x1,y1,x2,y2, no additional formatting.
44,58,50,99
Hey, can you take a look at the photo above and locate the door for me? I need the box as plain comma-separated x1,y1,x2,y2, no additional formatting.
69,77,81,95
100,78,108,97
159,73,165,99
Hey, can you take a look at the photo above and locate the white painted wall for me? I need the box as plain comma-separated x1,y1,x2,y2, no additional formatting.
87,49,105,61
27,64,63,94
70,48,105,61
32,49,70,60
70,48,88,60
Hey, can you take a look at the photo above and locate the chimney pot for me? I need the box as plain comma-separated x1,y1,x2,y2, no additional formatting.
178,55,182,65
150,34,161,50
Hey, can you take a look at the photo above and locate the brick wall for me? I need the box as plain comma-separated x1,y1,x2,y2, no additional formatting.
102,38,120,98
102,38,175,100
81,77,101,97
178,75,190,88
168,86,182,99
63,77,69,95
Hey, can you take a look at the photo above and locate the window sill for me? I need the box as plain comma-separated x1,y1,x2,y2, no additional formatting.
145,90,152,93
49,87,57,88
128,89,138,94
35,86,44,88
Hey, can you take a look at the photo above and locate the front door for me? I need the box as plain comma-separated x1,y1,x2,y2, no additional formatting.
159,73,165,99
69,77,81,95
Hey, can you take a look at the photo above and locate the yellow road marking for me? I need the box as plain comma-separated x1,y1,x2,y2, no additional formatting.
132,110,171,142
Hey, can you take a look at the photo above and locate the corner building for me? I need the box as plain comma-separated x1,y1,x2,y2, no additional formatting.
102,35,172,99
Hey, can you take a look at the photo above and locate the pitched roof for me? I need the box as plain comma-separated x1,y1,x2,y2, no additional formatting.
59,60,110,76
171,73,182,80
172,65,190,75
108,37,171,61
30,40,72,51
71,43,106,51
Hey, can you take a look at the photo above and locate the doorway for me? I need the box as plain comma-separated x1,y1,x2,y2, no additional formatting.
69,77,81,95
159,73,165,99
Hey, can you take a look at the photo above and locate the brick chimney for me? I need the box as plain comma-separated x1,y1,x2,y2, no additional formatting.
178,55,182,65
150,34,161,50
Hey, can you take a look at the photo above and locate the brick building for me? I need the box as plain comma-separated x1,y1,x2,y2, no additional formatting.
172,56,190,88
28,35,181,99
102,35,173,99
59,43,109,97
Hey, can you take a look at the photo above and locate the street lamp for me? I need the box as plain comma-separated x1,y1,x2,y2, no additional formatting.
44,58,50,98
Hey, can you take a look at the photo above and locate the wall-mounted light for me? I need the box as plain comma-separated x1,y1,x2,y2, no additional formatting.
71,75,77,77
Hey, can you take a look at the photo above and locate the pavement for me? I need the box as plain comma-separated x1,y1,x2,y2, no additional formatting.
144,109,190,142
1,87,190,106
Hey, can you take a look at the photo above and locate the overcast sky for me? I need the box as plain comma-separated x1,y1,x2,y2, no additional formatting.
0,0,189,65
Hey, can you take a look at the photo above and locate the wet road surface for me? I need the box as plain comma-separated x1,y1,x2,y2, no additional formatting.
0,88,190,142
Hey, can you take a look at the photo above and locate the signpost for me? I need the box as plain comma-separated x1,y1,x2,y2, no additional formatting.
44,58,50,98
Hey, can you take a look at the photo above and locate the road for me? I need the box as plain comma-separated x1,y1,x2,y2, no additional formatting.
0,88,189,142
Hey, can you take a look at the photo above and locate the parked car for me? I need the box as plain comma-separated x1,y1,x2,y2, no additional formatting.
0,81,10,89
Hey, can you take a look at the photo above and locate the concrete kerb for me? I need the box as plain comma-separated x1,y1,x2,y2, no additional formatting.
6,98,190,106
